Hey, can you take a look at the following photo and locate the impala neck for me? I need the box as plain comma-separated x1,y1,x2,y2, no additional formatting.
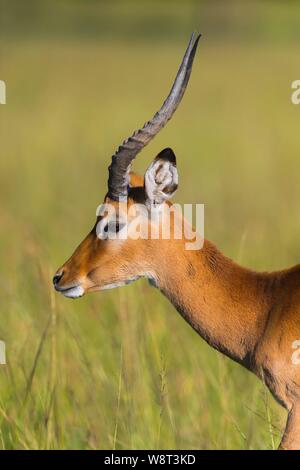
150,238,278,371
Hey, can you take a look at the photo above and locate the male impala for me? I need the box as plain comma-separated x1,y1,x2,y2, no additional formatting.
53,34,300,450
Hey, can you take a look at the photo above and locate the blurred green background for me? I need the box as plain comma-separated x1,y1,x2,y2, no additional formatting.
0,0,300,449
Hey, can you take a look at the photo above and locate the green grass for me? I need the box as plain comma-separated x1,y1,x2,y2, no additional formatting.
0,0,300,449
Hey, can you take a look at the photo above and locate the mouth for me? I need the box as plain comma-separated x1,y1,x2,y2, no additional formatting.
54,284,85,299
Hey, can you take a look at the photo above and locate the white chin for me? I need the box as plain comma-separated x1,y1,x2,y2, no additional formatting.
61,286,84,299
100,276,141,291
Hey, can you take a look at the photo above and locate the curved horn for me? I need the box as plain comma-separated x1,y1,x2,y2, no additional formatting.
107,32,201,201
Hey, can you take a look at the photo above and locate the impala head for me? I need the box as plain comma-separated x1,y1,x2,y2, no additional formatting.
53,33,201,299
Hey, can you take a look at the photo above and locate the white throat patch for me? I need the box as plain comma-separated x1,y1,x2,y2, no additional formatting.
61,285,84,299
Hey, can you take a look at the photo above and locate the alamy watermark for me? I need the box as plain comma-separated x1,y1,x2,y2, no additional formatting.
96,202,205,251
0,88,5,335
0,80,6,104
0,81,6,362
291,80,300,105
0,341,6,365
291,340,300,365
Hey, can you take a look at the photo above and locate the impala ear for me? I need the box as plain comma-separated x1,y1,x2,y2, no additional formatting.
144,148,178,206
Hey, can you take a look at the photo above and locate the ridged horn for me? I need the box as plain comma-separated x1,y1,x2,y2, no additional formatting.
107,32,201,201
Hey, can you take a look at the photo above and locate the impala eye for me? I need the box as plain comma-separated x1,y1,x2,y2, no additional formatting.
103,221,124,236
96,216,127,240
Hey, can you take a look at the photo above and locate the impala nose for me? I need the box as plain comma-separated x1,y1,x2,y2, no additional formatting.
53,271,64,286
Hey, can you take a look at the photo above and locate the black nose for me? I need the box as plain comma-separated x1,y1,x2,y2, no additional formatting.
53,271,64,286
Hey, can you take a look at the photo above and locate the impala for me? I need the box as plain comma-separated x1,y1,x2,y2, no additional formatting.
53,33,300,450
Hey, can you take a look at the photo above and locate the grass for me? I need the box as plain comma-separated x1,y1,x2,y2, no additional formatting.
0,0,300,449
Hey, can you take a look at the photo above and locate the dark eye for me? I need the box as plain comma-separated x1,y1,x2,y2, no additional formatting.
103,221,123,235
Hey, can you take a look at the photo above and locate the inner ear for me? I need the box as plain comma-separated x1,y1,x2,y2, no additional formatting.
144,148,178,206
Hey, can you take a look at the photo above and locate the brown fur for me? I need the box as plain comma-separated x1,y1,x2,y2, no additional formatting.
54,172,300,450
